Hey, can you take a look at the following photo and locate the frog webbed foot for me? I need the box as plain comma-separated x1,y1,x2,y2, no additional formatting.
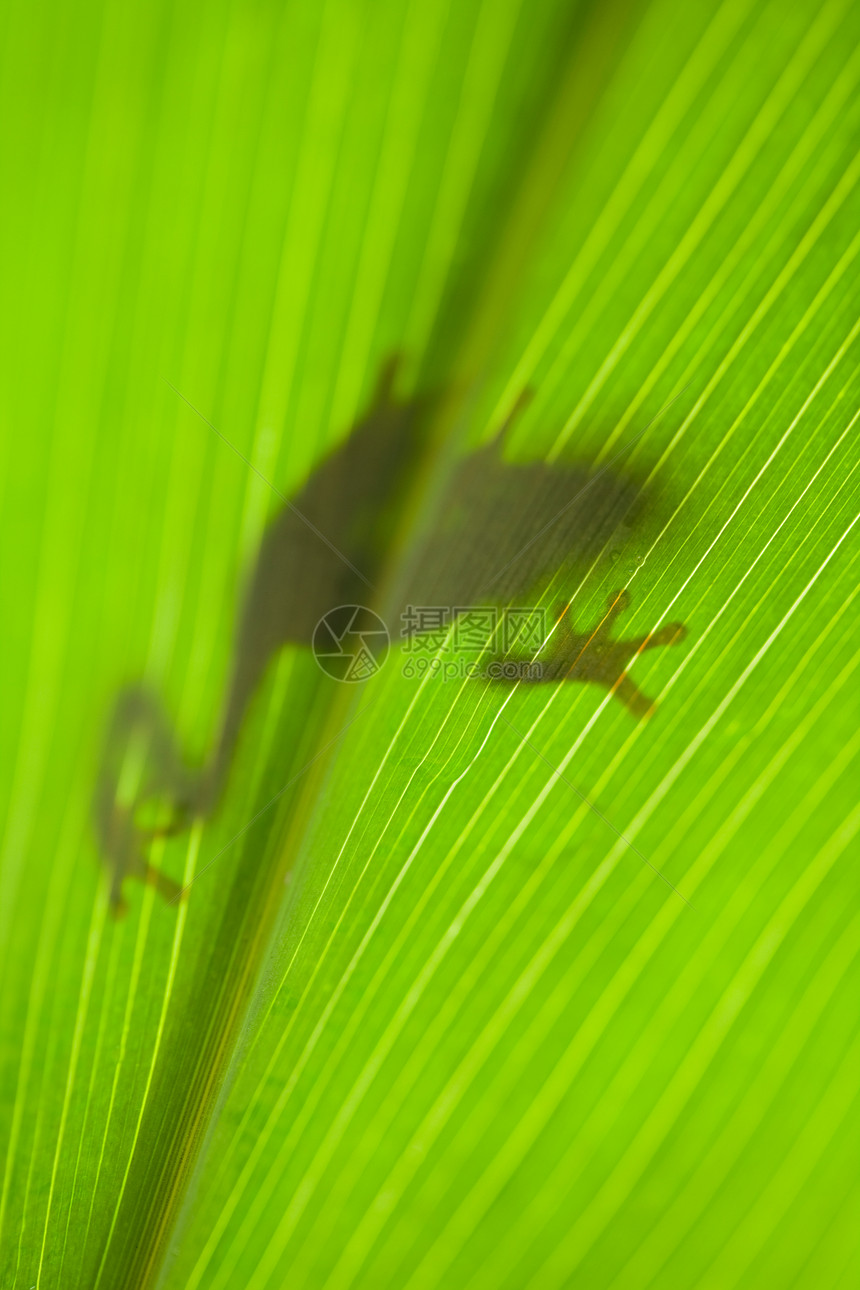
93,684,200,914
482,590,688,719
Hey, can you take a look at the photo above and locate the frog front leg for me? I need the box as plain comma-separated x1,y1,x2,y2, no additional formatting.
484,590,687,718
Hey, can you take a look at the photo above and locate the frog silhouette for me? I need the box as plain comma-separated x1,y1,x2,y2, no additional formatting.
94,357,686,911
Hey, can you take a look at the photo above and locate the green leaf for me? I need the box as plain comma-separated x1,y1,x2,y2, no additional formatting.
1,0,858,1288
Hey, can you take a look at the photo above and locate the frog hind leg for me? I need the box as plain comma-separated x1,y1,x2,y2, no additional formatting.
95,685,199,914
144,862,184,904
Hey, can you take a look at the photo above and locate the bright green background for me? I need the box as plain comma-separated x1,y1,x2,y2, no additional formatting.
1,0,858,1287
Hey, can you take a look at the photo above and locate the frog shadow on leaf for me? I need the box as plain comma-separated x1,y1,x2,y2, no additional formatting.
94,357,687,912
